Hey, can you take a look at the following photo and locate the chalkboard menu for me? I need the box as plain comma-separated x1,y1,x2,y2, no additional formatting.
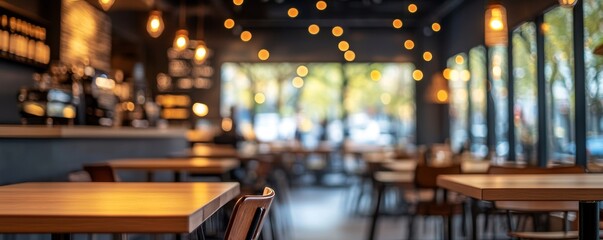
0,3,50,67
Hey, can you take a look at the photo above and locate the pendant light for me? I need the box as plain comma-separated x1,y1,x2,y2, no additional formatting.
146,10,164,38
194,4,209,64
173,0,189,51
99,0,115,11
559,0,578,8
484,0,508,47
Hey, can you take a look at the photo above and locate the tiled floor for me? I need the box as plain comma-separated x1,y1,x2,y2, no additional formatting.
288,186,511,240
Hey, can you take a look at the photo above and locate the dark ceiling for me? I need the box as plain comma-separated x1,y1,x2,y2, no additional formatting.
96,0,464,29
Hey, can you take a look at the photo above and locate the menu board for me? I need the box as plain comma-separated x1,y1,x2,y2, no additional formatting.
60,0,111,72
0,4,50,67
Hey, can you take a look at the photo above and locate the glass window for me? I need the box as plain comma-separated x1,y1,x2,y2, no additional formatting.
221,62,415,147
584,0,603,162
448,53,470,152
469,46,488,157
489,45,509,158
512,22,538,163
544,6,575,164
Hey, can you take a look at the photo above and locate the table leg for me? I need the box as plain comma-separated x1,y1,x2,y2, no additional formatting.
51,234,71,240
367,182,384,240
579,201,599,240
146,171,154,182
174,171,181,182
470,198,478,240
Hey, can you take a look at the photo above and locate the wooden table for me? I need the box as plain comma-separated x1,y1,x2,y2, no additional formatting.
0,182,240,236
102,158,240,182
438,174,603,240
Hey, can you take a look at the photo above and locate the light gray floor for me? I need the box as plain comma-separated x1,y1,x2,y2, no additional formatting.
289,186,511,240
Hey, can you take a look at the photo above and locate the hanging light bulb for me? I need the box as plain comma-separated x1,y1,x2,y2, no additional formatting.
173,29,189,51
99,0,115,11
146,10,164,38
558,0,577,8
484,1,508,47
194,41,208,64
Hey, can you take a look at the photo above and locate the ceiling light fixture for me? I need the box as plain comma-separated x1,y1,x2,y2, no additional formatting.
146,10,164,38
173,0,189,51
559,0,578,8
484,0,508,47
99,0,115,11
194,4,209,64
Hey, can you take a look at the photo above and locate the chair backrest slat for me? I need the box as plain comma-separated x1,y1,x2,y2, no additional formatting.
83,164,119,182
224,187,275,240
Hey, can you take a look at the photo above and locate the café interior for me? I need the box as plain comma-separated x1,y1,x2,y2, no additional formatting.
1,0,603,239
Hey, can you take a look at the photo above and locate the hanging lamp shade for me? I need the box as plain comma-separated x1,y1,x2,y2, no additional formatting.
194,41,208,64
99,0,115,11
484,1,508,47
559,0,578,8
173,29,189,51
146,10,164,38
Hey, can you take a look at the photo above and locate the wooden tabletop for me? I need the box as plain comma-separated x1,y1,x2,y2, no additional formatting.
0,182,240,233
437,174,603,201
106,158,240,174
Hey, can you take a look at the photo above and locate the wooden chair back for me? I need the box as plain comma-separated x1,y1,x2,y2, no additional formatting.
414,164,462,189
83,164,119,182
487,165,585,174
224,187,275,240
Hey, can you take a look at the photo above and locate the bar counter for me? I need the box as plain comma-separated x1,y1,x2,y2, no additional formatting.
0,125,189,185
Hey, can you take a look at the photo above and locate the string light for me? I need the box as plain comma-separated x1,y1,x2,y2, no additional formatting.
344,50,356,61
308,24,320,35
258,49,270,60
316,1,327,10
431,23,441,32
392,19,403,29
146,10,164,38
408,3,418,13
338,41,350,51
423,51,433,62
412,69,424,81
404,40,415,50
233,0,244,6
288,8,299,18
240,31,252,42
332,26,344,37
224,19,235,29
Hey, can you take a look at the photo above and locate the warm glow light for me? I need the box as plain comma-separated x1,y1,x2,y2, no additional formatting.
443,68,452,80
380,93,391,105
392,19,403,29
99,0,114,11
316,1,327,10
332,26,344,37
288,8,299,18
224,19,235,29
308,24,320,35
233,0,244,6
408,3,418,13
541,23,550,34
559,0,578,8
297,65,309,77
412,69,423,81
485,2,508,46
338,41,350,51
370,70,381,81
455,55,464,64
173,29,189,51
431,22,441,32
222,118,233,131
292,77,304,88
492,66,502,79
436,90,448,102
404,40,415,50
258,49,270,60
450,70,460,80
194,41,208,64
423,51,433,62
192,103,209,117
461,70,471,81
147,11,164,38
254,93,266,104
344,50,356,61
240,31,252,42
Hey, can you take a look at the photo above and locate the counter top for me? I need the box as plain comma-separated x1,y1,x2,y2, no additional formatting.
0,125,188,138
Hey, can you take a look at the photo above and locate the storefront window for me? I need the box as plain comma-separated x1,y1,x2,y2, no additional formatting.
544,6,575,163
448,53,470,152
512,22,538,163
469,46,488,157
584,0,603,162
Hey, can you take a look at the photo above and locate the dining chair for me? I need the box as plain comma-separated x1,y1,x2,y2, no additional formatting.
407,164,464,240
83,163,120,182
224,187,275,240
486,165,585,239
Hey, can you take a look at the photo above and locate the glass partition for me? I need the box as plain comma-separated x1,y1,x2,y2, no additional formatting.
584,0,603,163
448,53,470,152
544,6,575,164
489,45,509,158
512,22,538,163
469,46,488,157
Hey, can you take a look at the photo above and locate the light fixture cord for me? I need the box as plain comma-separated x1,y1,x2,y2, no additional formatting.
197,1,204,40
179,0,185,27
